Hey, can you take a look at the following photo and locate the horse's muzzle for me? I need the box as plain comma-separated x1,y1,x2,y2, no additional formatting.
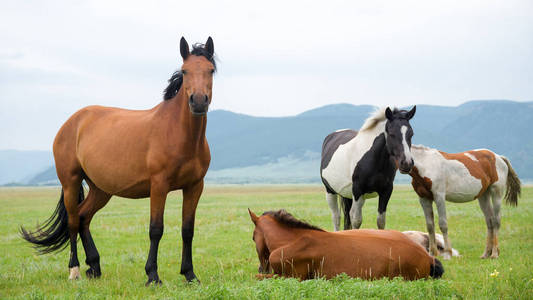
189,94,209,115
399,160,414,174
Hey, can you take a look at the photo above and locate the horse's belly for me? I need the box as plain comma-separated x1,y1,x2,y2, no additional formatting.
445,175,482,203
83,161,151,197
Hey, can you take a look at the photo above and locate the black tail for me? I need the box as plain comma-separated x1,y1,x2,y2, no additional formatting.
501,156,520,206
20,187,84,254
430,258,444,279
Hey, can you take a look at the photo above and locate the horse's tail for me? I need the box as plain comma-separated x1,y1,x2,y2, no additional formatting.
430,258,444,279
501,156,520,206
20,186,85,254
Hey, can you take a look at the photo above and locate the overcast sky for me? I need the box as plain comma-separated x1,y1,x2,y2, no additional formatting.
1,0,532,150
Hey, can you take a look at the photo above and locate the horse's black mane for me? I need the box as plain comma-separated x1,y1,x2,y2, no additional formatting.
262,209,325,231
163,43,217,101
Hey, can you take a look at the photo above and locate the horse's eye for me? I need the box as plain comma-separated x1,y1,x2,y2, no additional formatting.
182,70,187,75
210,69,215,74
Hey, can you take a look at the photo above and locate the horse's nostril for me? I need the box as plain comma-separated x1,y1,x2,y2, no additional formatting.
204,95,208,104
189,95,194,104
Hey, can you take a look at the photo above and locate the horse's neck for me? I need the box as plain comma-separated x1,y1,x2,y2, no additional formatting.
156,89,207,141
263,223,306,251
411,146,437,162
411,146,441,175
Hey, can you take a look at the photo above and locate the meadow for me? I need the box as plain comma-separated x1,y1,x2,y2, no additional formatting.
1,185,532,299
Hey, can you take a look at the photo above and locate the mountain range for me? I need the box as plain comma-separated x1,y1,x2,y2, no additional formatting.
1,100,532,185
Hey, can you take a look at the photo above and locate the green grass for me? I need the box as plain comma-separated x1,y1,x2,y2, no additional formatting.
1,185,532,299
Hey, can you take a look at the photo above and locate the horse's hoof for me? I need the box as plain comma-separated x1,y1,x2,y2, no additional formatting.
183,271,200,283
145,278,162,287
69,266,81,280
86,267,101,278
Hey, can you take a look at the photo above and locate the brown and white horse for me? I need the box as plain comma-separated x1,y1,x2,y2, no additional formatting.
409,145,521,259
248,209,443,280
21,37,215,285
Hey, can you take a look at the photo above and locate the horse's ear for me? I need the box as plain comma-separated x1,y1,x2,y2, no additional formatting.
406,105,416,120
385,107,394,121
180,37,190,60
248,208,258,225
205,36,214,57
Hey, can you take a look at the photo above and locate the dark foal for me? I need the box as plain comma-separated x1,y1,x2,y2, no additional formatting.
321,106,416,230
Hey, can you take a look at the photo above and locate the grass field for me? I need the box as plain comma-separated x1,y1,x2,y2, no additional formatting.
1,185,532,299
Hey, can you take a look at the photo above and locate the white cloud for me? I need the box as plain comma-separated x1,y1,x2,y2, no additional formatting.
1,0,532,149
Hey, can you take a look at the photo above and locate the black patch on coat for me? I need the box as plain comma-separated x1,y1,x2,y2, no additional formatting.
351,133,397,213
320,130,357,194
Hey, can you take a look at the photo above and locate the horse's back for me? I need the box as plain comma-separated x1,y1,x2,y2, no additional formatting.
320,129,358,196
321,129,358,170
438,149,501,201
332,229,433,279
54,105,158,196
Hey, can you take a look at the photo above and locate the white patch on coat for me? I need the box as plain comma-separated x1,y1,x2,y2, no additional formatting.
403,231,460,257
410,146,483,202
464,152,478,161
401,126,412,163
69,266,80,280
322,121,386,198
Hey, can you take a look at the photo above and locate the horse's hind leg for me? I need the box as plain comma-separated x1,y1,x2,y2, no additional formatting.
78,180,111,278
419,197,439,257
434,194,452,260
61,178,84,280
489,187,503,258
478,193,495,258
326,193,340,231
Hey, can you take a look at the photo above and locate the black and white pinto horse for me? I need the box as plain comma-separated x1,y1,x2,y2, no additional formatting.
320,106,416,231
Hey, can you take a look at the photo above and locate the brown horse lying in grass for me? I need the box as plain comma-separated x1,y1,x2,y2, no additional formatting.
248,209,443,280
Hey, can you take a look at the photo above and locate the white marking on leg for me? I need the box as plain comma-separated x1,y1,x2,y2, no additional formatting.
69,266,80,280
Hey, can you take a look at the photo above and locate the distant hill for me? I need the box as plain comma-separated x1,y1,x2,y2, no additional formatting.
0,150,53,185
2,100,532,185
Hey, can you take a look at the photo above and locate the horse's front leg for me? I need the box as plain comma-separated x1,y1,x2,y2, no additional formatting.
434,194,452,260
145,181,168,286
377,186,393,229
349,188,365,229
180,180,204,282
419,197,439,256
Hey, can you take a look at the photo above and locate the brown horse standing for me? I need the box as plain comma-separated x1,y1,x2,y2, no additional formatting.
21,37,215,285
248,209,443,280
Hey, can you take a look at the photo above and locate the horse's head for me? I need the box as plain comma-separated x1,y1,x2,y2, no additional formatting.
248,209,271,274
180,37,215,115
384,106,416,174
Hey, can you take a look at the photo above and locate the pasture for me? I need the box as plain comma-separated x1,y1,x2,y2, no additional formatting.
1,185,532,299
